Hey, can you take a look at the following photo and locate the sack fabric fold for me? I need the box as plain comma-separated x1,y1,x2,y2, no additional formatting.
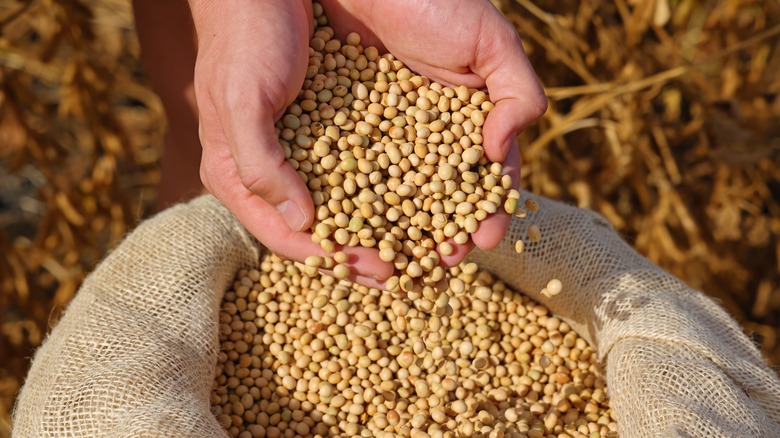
13,193,780,437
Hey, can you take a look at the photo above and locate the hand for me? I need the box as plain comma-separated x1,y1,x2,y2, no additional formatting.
188,0,392,286
320,0,548,265
188,0,546,285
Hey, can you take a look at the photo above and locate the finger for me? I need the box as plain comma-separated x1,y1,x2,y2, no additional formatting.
220,89,314,232
473,10,547,162
350,274,386,290
499,135,522,190
197,86,313,237
201,142,394,279
200,144,320,258
471,138,521,250
328,245,395,282
471,208,511,251
316,269,388,290
438,238,475,268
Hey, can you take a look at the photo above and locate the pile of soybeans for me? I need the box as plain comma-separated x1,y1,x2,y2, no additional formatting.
211,257,616,438
210,3,615,438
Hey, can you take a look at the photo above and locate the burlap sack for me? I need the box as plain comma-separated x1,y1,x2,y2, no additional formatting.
12,192,780,437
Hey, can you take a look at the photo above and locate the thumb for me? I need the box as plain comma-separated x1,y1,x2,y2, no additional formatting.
474,13,547,162
229,114,314,232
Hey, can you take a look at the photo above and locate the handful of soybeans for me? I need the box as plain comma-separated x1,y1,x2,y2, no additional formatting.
277,3,544,317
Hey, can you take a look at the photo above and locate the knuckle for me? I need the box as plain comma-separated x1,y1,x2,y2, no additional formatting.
236,152,290,199
236,164,275,196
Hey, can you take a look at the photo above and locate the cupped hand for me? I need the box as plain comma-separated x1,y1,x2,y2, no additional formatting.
320,0,548,265
188,0,545,286
188,0,392,285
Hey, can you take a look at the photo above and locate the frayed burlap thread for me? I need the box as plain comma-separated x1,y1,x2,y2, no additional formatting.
13,192,780,437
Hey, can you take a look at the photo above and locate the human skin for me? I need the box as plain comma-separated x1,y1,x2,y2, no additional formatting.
132,0,203,211
187,0,547,286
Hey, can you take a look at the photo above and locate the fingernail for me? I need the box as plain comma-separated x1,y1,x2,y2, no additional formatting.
276,200,308,232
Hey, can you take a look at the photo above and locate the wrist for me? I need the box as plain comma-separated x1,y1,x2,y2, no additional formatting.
188,0,313,37
187,0,222,32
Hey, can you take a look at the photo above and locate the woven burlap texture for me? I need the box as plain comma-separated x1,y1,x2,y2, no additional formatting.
13,193,780,437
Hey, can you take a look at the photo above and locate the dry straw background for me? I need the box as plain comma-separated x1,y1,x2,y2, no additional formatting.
0,0,778,435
